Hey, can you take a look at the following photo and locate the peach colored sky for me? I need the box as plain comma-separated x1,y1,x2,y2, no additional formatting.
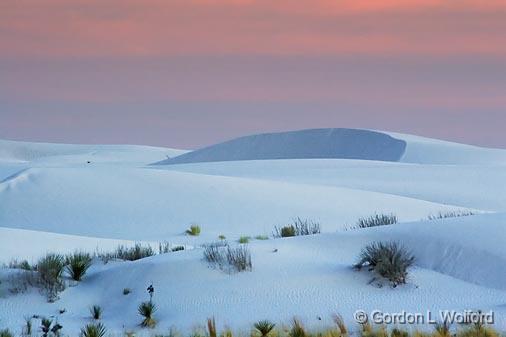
1,0,506,148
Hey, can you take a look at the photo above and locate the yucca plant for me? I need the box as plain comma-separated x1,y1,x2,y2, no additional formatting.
66,252,93,281
40,318,52,337
138,301,157,328
90,305,102,320
37,253,65,301
355,241,415,286
254,320,276,337
80,323,107,337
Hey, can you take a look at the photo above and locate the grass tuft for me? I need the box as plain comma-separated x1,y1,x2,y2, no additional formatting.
186,224,201,236
80,323,107,337
274,218,321,238
355,241,415,287
90,305,102,320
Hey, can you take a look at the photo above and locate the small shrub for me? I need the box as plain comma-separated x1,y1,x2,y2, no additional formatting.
238,236,250,244
171,246,185,252
226,245,252,272
123,288,131,295
90,305,102,320
99,244,154,262
186,224,201,236
23,316,32,336
37,253,65,302
80,323,107,337
434,322,451,337
355,241,415,287
255,235,269,240
218,235,226,240
428,210,475,221
276,225,296,238
391,328,409,337
254,320,276,337
0,329,14,337
290,318,307,337
138,301,157,328
274,218,320,237
8,259,33,271
66,252,92,281
203,242,252,273
40,318,61,337
355,214,397,229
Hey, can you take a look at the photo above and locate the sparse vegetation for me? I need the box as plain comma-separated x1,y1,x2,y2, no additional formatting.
0,329,14,337
274,218,321,238
8,259,33,271
255,235,269,240
238,236,250,244
138,301,157,328
254,320,276,337
218,235,226,240
37,253,66,302
203,242,252,272
207,318,217,337
98,244,155,263
354,241,415,287
80,323,107,337
289,318,307,337
354,213,397,229
186,224,201,236
90,305,102,320
428,210,475,221
123,288,131,295
66,252,93,281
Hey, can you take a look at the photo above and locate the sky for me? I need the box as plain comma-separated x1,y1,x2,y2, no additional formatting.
1,0,506,149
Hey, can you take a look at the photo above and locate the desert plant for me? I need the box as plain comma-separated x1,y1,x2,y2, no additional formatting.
0,329,14,337
203,242,226,266
80,323,107,337
40,318,62,337
37,253,65,302
434,322,451,337
428,210,475,221
355,214,397,229
100,244,155,262
138,301,157,328
238,236,250,244
186,224,201,236
274,218,321,237
172,246,185,252
254,320,276,337
123,288,131,295
332,314,347,336
23,316,32,336
275,225,296,238
90,305,102,320
8,259,33,271
354,241,415,286
207,318,217,337
226,245,252,272
218,235,226,240
391,328,409,337
255,235,269,240
66,252,92,281
290,318,307,337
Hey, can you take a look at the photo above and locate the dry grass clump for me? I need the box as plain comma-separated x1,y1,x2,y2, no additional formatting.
203,242,252,272
355,241,415,287
353,214,397,229
186,224,201,236
428,210,475,221
274,218,321,238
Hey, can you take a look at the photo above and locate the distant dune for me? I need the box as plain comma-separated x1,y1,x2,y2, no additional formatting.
155,128,506,165
156,128,407,164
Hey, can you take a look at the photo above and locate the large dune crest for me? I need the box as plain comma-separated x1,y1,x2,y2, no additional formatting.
155,128,506,165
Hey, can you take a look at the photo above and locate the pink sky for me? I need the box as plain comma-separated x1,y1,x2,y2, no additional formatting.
1,0,506,148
